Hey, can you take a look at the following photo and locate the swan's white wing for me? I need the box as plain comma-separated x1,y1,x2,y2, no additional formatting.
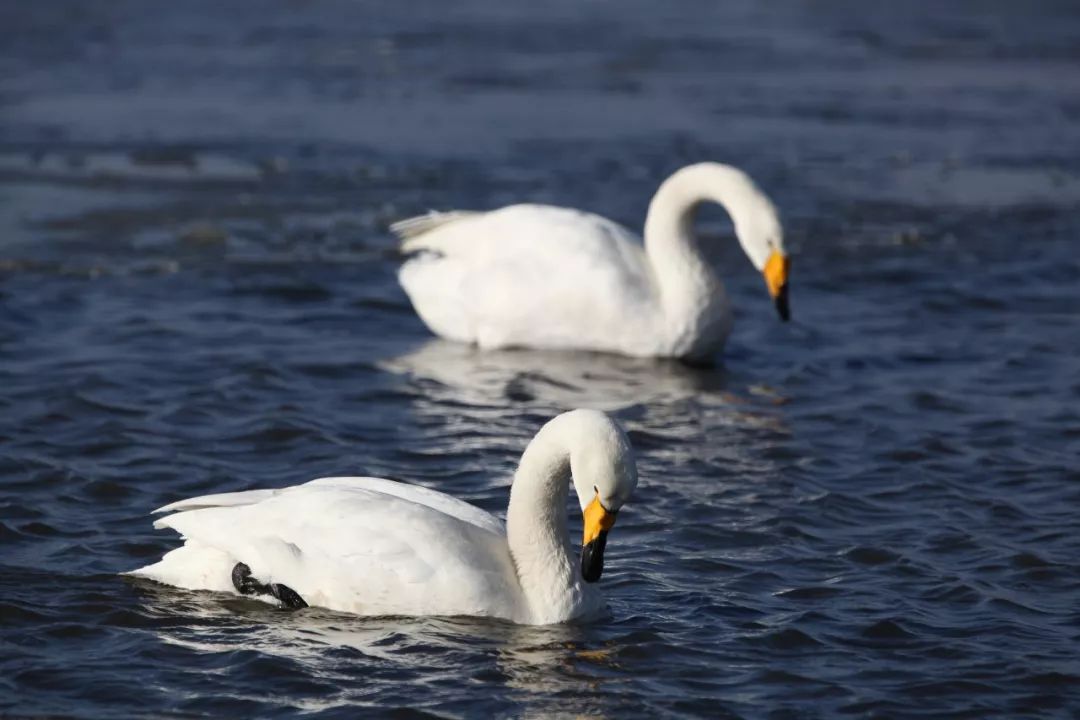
154,488,283,514
300,476,506,535
153,476,504,534
396,204,662,354
392,211,482,243
132,477,522,619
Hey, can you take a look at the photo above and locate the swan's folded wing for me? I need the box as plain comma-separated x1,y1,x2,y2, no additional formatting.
152,477,503,534
396,204,659,351
139,480,519,617
395,204,646,270
393,211,482,248
153,488,284,514
303,476,505,535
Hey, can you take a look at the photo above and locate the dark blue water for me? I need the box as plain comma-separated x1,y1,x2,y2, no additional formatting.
2,1,1080,717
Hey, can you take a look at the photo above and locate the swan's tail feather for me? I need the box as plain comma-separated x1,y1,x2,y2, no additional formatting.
391,211,481,250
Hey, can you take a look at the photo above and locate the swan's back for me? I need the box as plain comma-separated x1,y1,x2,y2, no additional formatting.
131,477,523,619
396,205,663,355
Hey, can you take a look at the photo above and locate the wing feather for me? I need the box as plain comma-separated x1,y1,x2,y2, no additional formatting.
395,204,661,353
135,477,519,617
153,488,283,515
392,211,483,249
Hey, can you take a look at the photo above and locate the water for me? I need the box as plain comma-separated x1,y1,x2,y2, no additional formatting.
2,1,1080,717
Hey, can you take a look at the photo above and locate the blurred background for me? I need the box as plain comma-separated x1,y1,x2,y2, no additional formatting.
1,1,1079,718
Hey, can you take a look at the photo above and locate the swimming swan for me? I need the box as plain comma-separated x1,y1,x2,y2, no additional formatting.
395,162,790,361
128,409,638,625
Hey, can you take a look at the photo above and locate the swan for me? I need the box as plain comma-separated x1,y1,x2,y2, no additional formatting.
128,409,638,625
394,162,790,361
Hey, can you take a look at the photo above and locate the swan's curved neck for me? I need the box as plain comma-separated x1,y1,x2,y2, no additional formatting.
505,418,589,623
642,164,773,348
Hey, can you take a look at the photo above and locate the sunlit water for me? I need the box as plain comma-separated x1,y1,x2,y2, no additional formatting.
2,1,1079,717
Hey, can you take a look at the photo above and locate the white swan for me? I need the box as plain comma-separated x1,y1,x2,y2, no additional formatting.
395,162,790,361
128,409,638,625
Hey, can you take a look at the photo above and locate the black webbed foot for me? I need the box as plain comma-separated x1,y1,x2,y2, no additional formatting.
270,583,308,609
231,562,306,609
231,562,263,595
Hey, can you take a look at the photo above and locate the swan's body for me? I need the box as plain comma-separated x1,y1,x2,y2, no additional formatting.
396,163,790,361
129,410,638,625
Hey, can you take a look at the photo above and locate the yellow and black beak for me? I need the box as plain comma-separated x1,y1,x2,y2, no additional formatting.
581,494,617,583
764,250,791,322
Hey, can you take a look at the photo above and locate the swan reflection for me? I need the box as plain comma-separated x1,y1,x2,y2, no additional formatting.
381,338,730,411
130,580,618,716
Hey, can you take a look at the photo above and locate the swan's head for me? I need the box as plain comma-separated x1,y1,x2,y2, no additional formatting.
563,409,638,584
676,162,792,321
722,170,790,323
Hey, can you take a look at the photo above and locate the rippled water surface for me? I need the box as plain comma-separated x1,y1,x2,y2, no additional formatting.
3,1,1080,717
